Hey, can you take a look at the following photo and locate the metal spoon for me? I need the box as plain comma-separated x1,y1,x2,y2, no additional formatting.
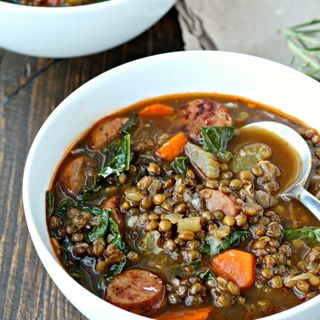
244,121,320,220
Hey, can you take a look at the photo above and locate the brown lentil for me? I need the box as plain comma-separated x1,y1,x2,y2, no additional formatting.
153,193,166,205
159,219,172,232
179,231,195,241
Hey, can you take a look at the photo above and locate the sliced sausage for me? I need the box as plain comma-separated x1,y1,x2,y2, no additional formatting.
87,117,129,150
200,189,241,216
106,269,166,316
59,155,86,197
101,196,125,236
180,99,232,140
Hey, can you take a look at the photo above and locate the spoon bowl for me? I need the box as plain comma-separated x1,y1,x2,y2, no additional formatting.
245,121,320,220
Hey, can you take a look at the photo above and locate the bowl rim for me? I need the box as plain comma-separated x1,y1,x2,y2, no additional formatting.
23,50,320,320
0,0,152,13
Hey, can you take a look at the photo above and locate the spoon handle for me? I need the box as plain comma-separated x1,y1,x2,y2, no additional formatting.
298,188,320,221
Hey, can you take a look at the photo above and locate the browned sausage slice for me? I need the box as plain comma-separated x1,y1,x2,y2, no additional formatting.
180,99,232,140
59,155,86,197
87,117,129,150
106,269,166,316
101,196,125,236
200,189,241,216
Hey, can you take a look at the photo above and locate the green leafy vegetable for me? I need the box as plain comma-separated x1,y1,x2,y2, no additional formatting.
50,229,59,239
46,191,55,217
282,19,320,81
171,259,202,274
103,139,121,161
198,268,216,280
46,191,69,219
172,156,189,177
78,185,102,202
78,137,127,201
105,216,128,282
120,118,136,134
87,209,110,243
106,259,127,282
109,217,126,252
201,231,250,255
63,238,74,252
78,206,105,216
182,259,202,268
82,205,127,281
98,133,131,178
69,268,83,281
56,202,70,216
200,126,238,154
284,227,320,243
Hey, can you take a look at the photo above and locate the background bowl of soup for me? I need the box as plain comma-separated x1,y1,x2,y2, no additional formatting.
0,0,175,58
23,51,320,319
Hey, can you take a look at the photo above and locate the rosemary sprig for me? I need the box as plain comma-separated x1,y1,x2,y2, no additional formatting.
282,19,320,80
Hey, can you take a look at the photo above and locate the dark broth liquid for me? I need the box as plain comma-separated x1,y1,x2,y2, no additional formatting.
49,93,320,319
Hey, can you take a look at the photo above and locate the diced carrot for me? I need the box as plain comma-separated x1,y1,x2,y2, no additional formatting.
155,132,188,162
156,307,213,320
211,249,255,289
139,104,174,117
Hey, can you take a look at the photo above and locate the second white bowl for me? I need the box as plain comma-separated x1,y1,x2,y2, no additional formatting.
0,0,175,58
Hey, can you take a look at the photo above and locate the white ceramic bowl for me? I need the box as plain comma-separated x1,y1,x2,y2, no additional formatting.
0,0,175,58
23,51,320,320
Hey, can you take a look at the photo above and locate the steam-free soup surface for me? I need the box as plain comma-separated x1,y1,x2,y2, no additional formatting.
47,93,320,319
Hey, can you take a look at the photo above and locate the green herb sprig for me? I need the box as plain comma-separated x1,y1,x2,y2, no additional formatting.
283,19,320,80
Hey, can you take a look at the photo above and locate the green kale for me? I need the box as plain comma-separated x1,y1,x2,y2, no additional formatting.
120,118,136,134
87,208,110,243
98,133,131,178
50,229,59,239
109,217,126,252
201,231,250,255
78,185,102,202
172,156,189,177
106,259,127,282
198,268,216,280
46,190,55,217
106,216,127,282
200,126,238,154
284,227,320,243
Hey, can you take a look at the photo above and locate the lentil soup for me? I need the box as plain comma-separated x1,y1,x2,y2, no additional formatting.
46,93,320,319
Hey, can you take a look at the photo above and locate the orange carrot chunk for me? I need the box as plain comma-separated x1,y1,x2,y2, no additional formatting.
139,103,174,117
157,307,213,320
155,132,188,162
211,249,255,289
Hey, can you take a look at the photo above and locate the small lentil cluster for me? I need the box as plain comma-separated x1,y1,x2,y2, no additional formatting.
299,127,320,200
166,275,242,307
49,207,125,274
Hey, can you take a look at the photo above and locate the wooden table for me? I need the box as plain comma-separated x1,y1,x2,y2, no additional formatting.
0,8,183,319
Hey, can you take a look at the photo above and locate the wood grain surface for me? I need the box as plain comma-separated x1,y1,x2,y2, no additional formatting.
0,8,183,320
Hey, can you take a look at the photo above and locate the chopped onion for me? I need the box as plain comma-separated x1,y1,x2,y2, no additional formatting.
177,217,201,232
291,273,314,281
127,216,139,228
191,196,202,211
165,214,183,224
